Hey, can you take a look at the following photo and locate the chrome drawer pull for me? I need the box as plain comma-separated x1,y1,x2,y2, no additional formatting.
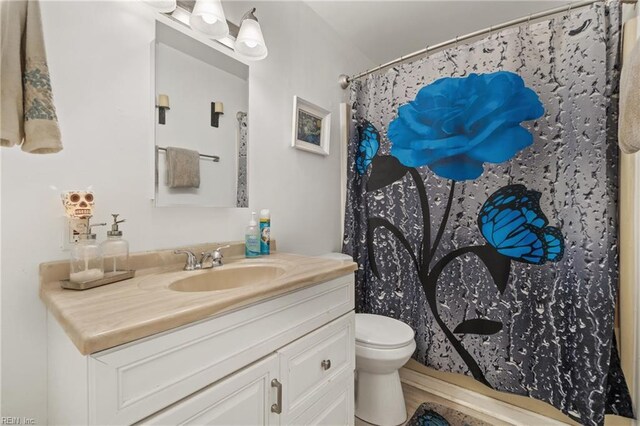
321,359,331,370
271,378,282,414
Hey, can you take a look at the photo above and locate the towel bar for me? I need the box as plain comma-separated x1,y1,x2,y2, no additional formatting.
156,146,220,162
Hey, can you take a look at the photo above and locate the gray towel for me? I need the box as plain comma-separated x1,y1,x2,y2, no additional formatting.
619,38,640,154
166,147,200,188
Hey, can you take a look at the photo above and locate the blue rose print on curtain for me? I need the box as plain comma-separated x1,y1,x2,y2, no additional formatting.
388,71,544,181
359,71,564,388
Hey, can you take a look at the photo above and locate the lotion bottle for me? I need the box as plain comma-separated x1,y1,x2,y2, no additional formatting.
245,212,260,258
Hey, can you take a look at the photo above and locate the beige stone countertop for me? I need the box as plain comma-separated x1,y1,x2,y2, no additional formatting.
40,243,357,355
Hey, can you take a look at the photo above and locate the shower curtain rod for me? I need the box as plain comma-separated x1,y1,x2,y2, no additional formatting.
338,0,634,88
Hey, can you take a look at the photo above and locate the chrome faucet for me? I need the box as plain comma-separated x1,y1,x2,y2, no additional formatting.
174,250,199,271
174,245,230,271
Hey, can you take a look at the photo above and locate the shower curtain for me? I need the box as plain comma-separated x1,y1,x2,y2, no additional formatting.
343,2,633,424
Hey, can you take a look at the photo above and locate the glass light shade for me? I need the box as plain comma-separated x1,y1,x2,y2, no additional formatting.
143,0,176,13
190,0,229,39
235,19,268,60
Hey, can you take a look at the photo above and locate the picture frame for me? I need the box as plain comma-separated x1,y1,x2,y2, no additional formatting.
291,96,331,156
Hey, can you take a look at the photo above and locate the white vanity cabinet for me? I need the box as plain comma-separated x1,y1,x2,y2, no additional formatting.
47,274,355,425
143,313,354,425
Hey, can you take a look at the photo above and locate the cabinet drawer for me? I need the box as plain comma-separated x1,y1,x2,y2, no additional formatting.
289,369,354,426
279,312,355,419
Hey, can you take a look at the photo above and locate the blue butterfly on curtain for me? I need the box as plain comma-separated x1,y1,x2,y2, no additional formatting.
356,120,380,175
478,184,564,265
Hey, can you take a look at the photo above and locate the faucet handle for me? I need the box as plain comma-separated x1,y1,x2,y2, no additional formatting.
213,245,230,260
204,245,230,267
174,250,198,271
214,245,231,254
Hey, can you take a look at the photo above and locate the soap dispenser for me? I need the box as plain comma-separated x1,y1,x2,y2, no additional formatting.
245,211,260,258
101,214,129,273
69,220,106,283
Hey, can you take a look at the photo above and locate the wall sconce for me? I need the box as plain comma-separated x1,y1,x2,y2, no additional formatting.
143,0,176,13
147,1,269,61
157,94,170,125
235,8,268,60
190,0,229,39
211,102,224,127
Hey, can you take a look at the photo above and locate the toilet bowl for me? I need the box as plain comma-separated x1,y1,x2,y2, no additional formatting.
355,313,416,426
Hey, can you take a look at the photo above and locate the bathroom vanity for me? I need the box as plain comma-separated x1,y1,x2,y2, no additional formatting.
40,243,357,425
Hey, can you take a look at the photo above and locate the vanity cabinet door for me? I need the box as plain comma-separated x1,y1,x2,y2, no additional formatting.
140,354,280,425
277,312,355,423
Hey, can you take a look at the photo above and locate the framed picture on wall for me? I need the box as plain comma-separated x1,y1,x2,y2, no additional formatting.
291,96,331,156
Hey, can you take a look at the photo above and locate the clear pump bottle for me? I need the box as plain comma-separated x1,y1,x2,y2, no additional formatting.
70,221,105,283
100,214,129,273
245,212,260,258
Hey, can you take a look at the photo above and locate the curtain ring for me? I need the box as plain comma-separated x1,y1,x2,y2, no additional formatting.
525,14,532,33
425,44,430,58
455,35,459,48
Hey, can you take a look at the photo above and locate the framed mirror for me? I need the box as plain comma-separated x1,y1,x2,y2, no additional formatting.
153,20,248,207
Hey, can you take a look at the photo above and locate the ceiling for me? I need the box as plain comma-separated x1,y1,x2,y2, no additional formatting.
303,1,568,65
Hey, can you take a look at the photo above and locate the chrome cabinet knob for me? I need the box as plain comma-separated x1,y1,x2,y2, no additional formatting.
321,359,331,370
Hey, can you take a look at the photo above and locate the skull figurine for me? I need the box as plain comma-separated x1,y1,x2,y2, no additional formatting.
61,191,95,219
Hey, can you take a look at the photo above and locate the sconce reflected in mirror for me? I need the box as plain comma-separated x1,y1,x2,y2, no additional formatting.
157,94,170,125
211,102,224,127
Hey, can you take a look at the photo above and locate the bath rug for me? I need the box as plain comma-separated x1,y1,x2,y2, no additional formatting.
406,402,491,426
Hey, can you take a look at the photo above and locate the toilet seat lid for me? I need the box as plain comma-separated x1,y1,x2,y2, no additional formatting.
355,313,415,349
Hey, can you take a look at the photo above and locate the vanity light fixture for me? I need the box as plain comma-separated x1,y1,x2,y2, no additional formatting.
190,0,229,39
235,8,268,61
143,0,177,13
211,102,224,127
157,94,170,125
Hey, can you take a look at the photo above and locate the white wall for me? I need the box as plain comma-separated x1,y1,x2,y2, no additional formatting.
0,1,372,422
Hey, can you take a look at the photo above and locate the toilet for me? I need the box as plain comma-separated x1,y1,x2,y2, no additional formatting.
355,313,416,426
318,254,416,425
